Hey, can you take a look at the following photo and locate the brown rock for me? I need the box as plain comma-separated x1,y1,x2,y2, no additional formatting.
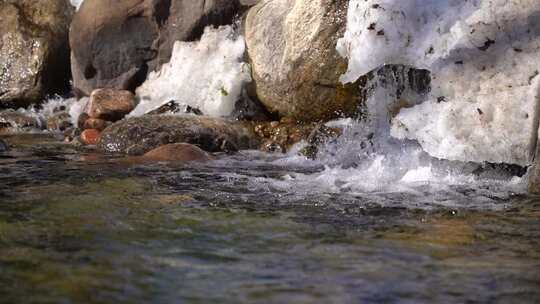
83,118,109,131
77,112,90,129
81,129,100,145
97,115,259,155
143,143,213,162
87,89,136,121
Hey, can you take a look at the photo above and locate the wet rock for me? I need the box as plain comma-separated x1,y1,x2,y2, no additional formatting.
87,89,136,121
0,138,9,152
77,112,90,129
142,143,213,162
147,101,203,116
300,125,343,159
245,0,360,122
252,119,317,153
97,115,259,155
83,118,109,131
0,0,73,108
70,0,243,96
47,112,72,132
81,129,100,145
0,110,42,133
63,127,81,142
529,142,540,194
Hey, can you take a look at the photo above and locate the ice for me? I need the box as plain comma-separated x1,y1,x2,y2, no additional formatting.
337,0,540,165
131,25,251,118
70,0,83,10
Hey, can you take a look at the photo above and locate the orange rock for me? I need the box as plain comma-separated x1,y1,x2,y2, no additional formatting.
81,129,101,145
143,143,213,162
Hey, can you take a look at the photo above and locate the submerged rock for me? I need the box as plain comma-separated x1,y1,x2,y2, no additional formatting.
70,0,243,96
0,138,9,152
97,115,259,155
0,0,73,108
245,0,359,122
143,143,213,162
87,89,136,122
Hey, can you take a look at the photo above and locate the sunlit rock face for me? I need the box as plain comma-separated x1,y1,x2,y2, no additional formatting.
338,0,540,166
245,0,359,122
0,0,73,108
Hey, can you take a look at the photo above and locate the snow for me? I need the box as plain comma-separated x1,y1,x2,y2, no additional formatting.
337,0,540,165
131,25,251,118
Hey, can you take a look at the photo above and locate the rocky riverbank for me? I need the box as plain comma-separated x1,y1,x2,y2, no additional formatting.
0,0,539,190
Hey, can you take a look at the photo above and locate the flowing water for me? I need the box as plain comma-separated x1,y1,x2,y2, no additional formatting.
0,133,539,303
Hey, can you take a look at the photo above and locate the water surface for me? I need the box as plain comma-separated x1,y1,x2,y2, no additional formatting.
0,134,539,303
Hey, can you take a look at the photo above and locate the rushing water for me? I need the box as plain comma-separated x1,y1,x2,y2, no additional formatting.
0,134,539,303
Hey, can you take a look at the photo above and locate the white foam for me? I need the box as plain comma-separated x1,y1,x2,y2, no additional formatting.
131,25,251,117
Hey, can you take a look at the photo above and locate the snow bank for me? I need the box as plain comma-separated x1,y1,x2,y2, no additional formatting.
338,0,540,165
131,25,251,118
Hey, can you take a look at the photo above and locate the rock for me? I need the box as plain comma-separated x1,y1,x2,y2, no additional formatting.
0,138,9,152
142,143,213,162
0,110,42,133
252,119,316,153
47,112,72,131
80,129,100,145
300,124,343,159
83,118,109,131
245,0,360,122
529,142,540,194
97,115,259,155
87,89,136,121
0,0,73,108
146,101,203,116
70,0,243,96
77,112,90,129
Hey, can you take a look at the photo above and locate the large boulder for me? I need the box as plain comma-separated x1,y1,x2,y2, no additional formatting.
70,0,246,97
244,0,359,122
97,115,259,155
0,0,74,108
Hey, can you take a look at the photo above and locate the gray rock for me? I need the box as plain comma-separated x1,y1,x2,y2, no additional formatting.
245,0,359,122
70,0,244,96
97,115,259,155
0,0,73,108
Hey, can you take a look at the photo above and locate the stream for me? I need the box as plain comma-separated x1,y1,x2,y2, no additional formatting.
0,134,539,303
